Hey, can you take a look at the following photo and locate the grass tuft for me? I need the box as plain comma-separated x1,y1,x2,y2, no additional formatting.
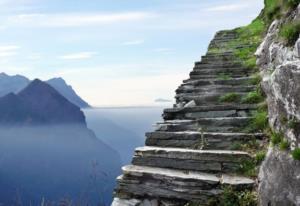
279,21,300,46
255,151,266,164
292,148,300,160
219,93,240,103
271,131,283,145
242,91,264,104
279,139,290,150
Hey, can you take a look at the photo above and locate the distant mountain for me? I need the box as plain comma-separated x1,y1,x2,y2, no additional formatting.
47,77,90,108
0,73,90,108
155,98,172,103
0,79,86,126
0,78,121,205
0,72,30,97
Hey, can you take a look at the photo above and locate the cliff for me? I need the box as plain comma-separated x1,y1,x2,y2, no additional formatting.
112,1,300,205
256,1,300,205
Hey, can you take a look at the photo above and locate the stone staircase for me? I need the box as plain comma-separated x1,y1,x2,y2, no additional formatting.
112,30,261,206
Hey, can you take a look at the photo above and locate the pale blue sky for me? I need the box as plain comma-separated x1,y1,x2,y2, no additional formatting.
0,0,264,106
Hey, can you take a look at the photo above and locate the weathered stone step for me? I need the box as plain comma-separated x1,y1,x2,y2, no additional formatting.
190,74,249,80
156,117,251,133
176,85,256,95
194,62,241,68
145,131,264,150
163,104,257,119
190,68,251,76
176,92,248,105
115,165,254,203
132,146,252,173
182,77,255,86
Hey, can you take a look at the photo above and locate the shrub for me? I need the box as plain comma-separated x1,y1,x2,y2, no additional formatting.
279,21,300,46
255,151,266,164
271,132,283,145
219,93,240,103
279,139,290,150
242,91,264,104
292,148,300,160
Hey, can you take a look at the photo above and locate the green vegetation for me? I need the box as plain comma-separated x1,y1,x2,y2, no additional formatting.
264,0,300,23
219,93,240,103
220,186,257,206
242,91,264,104
217,73,231,80
256,151,267,164
279,139,290,150
271,131,284,145
292,148,300,160
251,110,269,131
288,118,300,129
249,74,262,85
239,159,257,177
287,0,300,8
279,21,300,46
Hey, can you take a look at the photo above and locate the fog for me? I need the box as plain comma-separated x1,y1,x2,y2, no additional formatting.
0,125,121,206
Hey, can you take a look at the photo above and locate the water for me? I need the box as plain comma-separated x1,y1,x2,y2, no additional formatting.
83,106,166,165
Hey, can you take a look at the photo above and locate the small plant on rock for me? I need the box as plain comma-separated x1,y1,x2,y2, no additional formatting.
279,139,290,151
271,131,283,146
255,151,266,165
279,21,300,46
242,91,264,104
292,148,300,160
219,93,240,103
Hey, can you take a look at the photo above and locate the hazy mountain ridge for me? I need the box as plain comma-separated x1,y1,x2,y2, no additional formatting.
0,72,90,108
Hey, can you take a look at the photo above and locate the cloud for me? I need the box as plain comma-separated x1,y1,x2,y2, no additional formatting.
0,45,20,57
122,40,144,46
59,52,97,60
8,12,153,27
204,3,250,12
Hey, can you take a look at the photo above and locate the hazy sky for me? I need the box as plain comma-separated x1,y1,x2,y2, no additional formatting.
0,0,264,106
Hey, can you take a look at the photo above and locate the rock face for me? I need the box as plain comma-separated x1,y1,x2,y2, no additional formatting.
0,79,86,125
0,73,90,108
256,5,300,206
112,30,260,205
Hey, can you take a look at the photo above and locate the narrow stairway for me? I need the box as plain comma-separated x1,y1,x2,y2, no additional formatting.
112,30,262,206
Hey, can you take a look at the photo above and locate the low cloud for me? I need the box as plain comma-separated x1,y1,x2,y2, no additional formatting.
0,45,20,57
59,52,97,60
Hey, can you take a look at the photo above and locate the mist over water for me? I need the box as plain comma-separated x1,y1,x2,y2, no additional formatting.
84,107,166,165
0,125,121,206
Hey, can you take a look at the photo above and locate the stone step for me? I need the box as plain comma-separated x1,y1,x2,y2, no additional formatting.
115,165,254,203
145,131,264,150
190,68,251,76
155,117,251,133
132,146,252,173
176,85,256,95
182,77,255,86
189,74,250,80
176,92,248,105
163,104,258,119
194,62,241,68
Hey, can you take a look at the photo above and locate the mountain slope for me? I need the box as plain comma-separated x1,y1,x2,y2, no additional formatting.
0,72,30,97
47,77,90,108
0,79,86,125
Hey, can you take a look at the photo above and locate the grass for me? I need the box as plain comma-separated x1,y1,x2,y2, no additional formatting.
239,159,257,177
251,111,269,131
249,74,262,85
292,148,300,160
279,21,300,46
271,131,283,145
219,93,240,103
255,151,267,164
242,91,264,104
279,139,290,150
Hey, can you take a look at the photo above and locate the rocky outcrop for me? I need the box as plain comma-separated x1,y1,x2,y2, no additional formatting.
256,4,300,206
112,30,261,205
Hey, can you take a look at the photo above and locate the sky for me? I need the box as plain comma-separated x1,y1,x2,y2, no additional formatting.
0,0,264,107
